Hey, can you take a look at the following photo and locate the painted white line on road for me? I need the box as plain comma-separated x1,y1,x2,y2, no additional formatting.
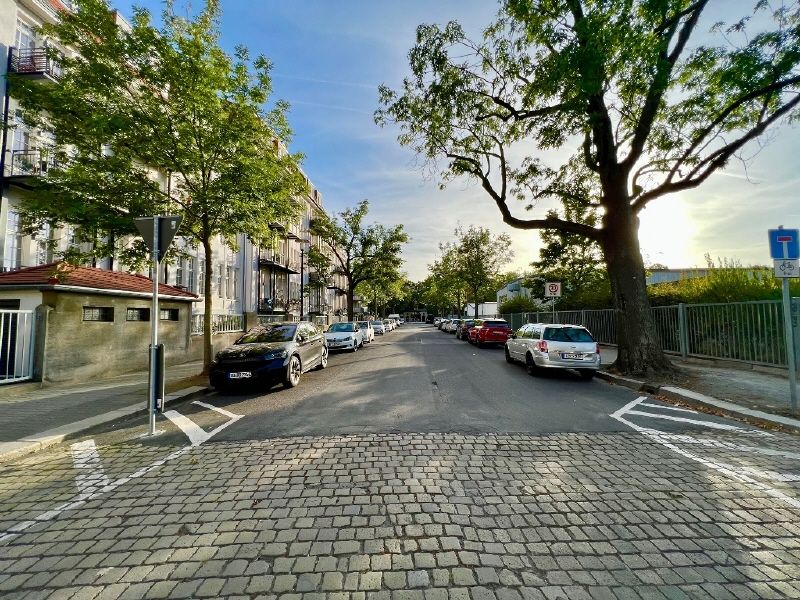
612,397,800,509
193,400,240,420
625,410,745,431
70,439,110,494
162,410,208,446
0,446,192,545
1,403,244,545
639,402,698,413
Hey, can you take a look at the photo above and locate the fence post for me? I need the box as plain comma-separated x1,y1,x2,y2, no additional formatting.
581,310,586,327
792,298,800,375
678,303,689,358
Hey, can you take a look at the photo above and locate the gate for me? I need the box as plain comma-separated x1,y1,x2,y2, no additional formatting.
0,310,35,384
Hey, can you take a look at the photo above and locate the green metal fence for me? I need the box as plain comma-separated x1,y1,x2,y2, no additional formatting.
501,298,800,369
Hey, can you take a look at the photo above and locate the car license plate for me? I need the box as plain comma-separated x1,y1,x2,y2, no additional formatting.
229,371,252,379
561,353,582,360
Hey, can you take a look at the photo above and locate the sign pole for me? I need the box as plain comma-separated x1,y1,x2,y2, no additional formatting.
782,278,798,412
148,217,160,436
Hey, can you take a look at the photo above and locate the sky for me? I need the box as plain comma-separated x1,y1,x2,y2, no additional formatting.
117,0,800,281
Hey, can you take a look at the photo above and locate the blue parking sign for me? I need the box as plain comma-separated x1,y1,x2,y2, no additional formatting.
768,228,800,260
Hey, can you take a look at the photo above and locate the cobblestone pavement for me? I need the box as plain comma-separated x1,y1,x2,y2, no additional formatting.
1,430,799,600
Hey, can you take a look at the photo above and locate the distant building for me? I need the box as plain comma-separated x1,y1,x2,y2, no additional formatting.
496,278,534,305
645,268,711,285
463,302,498,318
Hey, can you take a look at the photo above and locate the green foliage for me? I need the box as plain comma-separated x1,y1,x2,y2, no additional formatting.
648,257,799,306
11,0,307,369
310,200,408,318
498,295,537,314
377,0,800,372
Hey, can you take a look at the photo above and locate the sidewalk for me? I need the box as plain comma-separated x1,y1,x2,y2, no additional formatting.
599,345,800,431
0,361,208,460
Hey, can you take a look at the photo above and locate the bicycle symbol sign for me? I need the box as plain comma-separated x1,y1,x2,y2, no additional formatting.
774,259,800,278
544,282,562,297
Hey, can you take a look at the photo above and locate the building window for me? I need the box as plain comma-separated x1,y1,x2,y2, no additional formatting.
186,258,195,293
226,266,233,298
126,307,150,321
217,264,224,298
35,224,52,266
233,267,239,299
198,259,205,296
83,306,114,322
160,308,179,321
4,211,23,271
175,259,184,287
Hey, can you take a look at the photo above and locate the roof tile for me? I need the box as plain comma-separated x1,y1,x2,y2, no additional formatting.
0,262,198,299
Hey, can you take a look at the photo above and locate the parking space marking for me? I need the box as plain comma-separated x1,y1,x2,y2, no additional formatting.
624,409,746,431
612,396,800,509
639,402,697,413
1,403,243,545
70,439,110,495
163,404,243,446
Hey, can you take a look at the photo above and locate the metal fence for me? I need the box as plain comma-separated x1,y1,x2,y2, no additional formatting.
501,298,800,369
191,313,245,335
0,310,35,385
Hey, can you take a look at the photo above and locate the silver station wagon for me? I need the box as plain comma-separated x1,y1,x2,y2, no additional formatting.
505,323,601,380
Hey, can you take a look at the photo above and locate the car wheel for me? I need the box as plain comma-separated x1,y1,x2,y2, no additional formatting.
505,347,513,363
476,338,483,348
352,342,358,353
284,355,301,388
315,347,328,370
526,354,538,376
579,369,596,380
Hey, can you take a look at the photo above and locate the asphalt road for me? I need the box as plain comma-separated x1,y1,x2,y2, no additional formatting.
2,324,799,599
207,323,760,438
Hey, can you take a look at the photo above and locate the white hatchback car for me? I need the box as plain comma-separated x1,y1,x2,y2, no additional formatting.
356,321,375,343
371,320,386,335
505,323,600,379
325,322,364,352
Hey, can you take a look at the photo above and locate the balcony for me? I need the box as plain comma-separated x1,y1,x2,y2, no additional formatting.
5,150,60,189
9,48,62,82
258,251,300,274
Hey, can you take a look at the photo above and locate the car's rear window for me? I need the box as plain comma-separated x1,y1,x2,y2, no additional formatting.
483,320,509,328
544,327,594,342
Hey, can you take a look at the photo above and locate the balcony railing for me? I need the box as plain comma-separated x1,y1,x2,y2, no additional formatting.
7,149,60,178
9,48,62,81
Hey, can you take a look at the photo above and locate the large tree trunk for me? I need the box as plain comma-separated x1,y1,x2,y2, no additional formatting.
346,279,355,321
202,237,214,375
602,203,672,376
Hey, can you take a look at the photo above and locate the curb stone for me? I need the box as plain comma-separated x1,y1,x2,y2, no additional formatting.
0,386,213,462
597,370,800,434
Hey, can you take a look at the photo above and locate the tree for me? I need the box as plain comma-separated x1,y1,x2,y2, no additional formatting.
499,295,537,314
11,0,306,372
309,200,408,318
527,206,606,303
376,1,800,376
443,226,513,319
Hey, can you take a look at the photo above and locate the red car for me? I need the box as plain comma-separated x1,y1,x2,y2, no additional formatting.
468,319,512,347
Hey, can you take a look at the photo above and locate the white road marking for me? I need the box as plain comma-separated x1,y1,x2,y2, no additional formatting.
162,410,208,446
625,410,746,431
164,404,243,446
639,402,697,413
0,446,191,545
70,439,110,494
193,400,240,420
1,403,244,545
612,396,800,509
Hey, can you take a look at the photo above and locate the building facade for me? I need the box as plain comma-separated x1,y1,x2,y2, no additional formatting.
496,277,534,306
0,0,355,327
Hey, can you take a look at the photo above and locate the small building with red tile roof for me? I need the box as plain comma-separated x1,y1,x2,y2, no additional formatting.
0,262,199,383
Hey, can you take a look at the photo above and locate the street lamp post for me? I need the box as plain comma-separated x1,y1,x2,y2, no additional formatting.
300,247,305,321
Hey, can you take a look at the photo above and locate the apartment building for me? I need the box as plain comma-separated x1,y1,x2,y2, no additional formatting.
0,0,353,324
